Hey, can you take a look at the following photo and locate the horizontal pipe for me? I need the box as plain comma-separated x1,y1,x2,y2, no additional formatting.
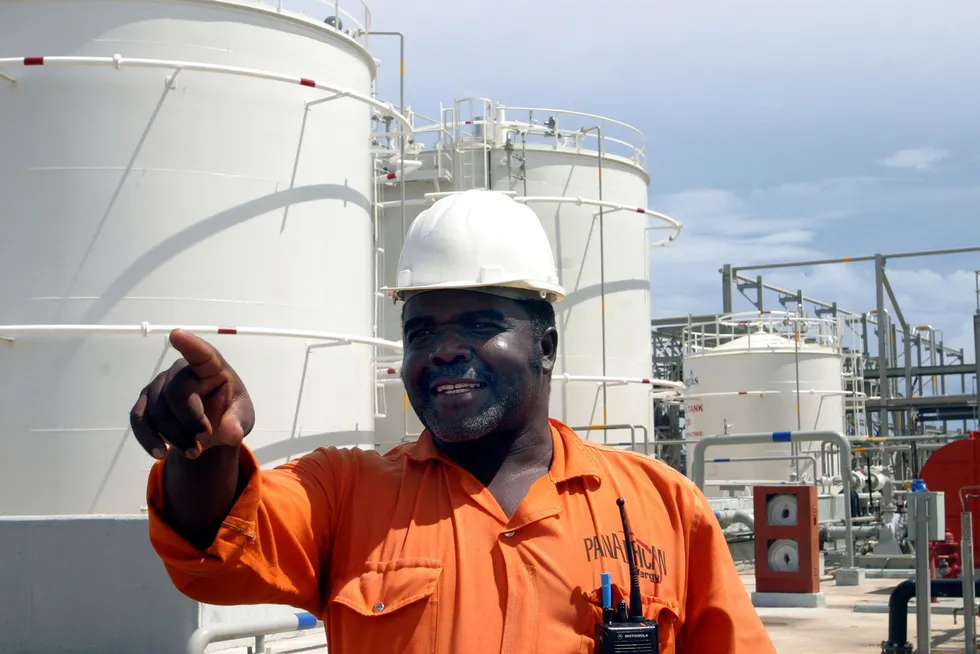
187,611,321,654
885,579,980,650
379,370,685,392
0,323,403,351
731,245,980,274
715,509,754,530
707,454,818,482
0,55,412,133
558,373,685,390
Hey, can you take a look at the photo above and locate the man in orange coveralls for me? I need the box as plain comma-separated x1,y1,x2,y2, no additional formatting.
131,190,776,654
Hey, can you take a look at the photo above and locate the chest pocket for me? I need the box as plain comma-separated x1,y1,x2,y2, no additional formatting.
327,559,443,654
580,583,681,654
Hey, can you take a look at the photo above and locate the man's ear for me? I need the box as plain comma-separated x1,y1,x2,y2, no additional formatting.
540,326,558,374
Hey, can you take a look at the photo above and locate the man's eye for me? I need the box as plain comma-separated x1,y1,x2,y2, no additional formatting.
407,330,432,343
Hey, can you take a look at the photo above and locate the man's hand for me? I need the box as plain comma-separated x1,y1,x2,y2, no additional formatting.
129,329,256,460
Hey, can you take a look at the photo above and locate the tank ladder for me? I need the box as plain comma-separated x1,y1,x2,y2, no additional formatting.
451,98,492,191
843,350,869,436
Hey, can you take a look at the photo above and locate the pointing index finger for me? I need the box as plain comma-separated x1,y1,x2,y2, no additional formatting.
168,329,227,379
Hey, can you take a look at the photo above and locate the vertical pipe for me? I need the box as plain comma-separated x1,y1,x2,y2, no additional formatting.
793,306,803,481
756,275,764,311
583,126,607,432
862,313,870,356
962,347,968,432
368,31,407,443
974,313,980,425
875,255,890,436
904,325,913,433
521,131,528,196
597,129,606,429
914,492,932,654
721,264,734,313
916,334,923,395
963,511,977,654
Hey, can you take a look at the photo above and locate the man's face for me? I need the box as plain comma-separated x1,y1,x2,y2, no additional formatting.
400,289,556,443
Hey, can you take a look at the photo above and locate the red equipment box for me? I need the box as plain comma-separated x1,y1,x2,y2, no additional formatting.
753,484,820,594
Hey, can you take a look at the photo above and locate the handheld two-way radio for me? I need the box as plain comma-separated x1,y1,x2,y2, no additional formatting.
594,497,659,654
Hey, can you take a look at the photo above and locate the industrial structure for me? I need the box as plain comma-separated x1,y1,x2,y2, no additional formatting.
1,1,980,653
652,250,980,479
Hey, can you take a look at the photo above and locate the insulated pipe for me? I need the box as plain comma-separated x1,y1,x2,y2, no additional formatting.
187,612,321,654
883,579,980,654
714,509,754,531
690,430,854,568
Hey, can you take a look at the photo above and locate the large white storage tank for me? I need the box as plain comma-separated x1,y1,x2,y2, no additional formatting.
0,0,400,515
374,99,682,450
681,311,846,494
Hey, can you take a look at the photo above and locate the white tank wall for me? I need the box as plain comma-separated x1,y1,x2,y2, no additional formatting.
374,165,440,452
683,332,845,493
0,0,379,514
491,147,654,442
375,134,656,449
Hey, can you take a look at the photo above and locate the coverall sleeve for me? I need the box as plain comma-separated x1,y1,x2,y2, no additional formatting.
146,444,348,615
680,487,777,654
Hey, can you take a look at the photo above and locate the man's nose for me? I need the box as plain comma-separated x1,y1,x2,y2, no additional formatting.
430,332,471,365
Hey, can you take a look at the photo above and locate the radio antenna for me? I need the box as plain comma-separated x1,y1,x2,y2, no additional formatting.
616,497,644,621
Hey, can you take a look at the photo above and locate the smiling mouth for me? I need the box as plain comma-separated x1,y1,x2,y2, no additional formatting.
433,382,487,396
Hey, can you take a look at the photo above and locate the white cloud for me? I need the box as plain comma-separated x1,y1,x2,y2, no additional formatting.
648,184,977,367
878,147,951,171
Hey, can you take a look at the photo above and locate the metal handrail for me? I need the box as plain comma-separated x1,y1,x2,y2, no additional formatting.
571,423,650,455
273,0,372,43
384,98,648,168
706,454,819,483
187,611,321,654
681,310,846,353
689,429,855,569
495,102,646,167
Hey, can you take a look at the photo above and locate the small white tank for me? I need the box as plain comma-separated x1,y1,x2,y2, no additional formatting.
0,0,397,514
681,312,846,493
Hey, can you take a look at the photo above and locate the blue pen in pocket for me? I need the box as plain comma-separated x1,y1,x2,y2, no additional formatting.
600,572,613,624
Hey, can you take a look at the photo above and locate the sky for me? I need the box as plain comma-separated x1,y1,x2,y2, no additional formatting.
292,0,979,395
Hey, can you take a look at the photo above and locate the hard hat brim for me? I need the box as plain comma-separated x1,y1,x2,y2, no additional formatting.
381,280,565,304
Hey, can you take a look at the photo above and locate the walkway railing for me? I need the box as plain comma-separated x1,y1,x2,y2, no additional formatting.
273,0,372,41
186,611,321,654
682,310,845,353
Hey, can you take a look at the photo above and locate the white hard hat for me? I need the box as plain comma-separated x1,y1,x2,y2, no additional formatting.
383,189,565,303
